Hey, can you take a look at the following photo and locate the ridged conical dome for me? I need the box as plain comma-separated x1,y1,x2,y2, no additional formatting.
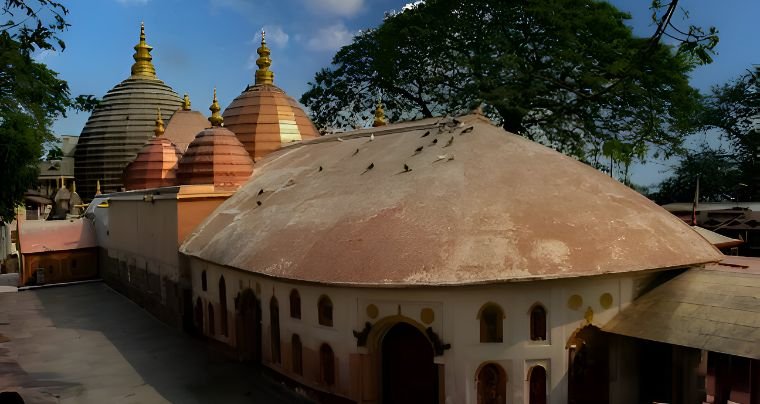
222,31,318,162
177,90,254,189
123,109,182,191
74,23,182,198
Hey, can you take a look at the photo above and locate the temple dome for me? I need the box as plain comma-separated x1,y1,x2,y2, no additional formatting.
163,94,209,153
222,31,319,162
176,91,254,189
74,23,182,198
181,114,723,287
123,109,182,191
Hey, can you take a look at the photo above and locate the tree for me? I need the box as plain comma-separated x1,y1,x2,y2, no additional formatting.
0,1,97,222
651,148,740,205
301,0,716,178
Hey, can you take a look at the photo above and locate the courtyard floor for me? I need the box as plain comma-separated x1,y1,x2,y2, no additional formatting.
0,282,311,404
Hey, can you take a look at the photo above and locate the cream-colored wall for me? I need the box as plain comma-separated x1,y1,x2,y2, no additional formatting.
190,257,652,404
108,198,180,281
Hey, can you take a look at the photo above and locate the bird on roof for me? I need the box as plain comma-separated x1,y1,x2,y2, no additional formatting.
362,162,375,174
353,148,360,156
370,133,375,141
258,188,264,196
444,136,454,147
403,164,411,172
421,130,430,138
414,145,424,155
460,125,474,134
256,201,262,206
318,166,323,172
337,137,344,142
431,138,438,145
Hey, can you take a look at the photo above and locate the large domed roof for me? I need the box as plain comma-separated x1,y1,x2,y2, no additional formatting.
74,23,181,198
123,109,181,191
181,115,723,287
176,91,254,189
222,32,318,162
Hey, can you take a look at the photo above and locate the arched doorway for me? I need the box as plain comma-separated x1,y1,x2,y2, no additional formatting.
270,296,281,364
381,322,437,404
567,325,609,404
476,363,506,404
528,365,547,404
237,289,262,362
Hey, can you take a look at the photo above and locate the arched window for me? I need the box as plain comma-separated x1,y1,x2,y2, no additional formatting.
476,363,507,404
478,303,504,343
194,297,203,331
292,334,303,375
201,270,207,291
528,365,547,404
219,276,228,337
318,295,333,327
530,304,547,341
270,296,281,364
207,302,215,336
289,289,301,319
320,343,335,386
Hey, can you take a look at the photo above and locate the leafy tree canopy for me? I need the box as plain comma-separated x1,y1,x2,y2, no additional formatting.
301,0,717,179
0,0,98,222
651,147,740,204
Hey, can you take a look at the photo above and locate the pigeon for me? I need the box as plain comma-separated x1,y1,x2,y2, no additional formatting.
370,133,375,141
431,138,438,145
434,154,448,162
414,145,424,155
444,136,454,147
461,125,474,134
353,148,360,156
337,137,344,142
318,166,323,172
421,131,430,138
403,164,411,172
452,118,461,126
256,201,262,206
257,188,264,196
362,162,375,174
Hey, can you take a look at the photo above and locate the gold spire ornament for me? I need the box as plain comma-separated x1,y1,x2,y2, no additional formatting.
154,108,165,136
131,22,157,78
373,98,387,127
255,29,274,85
182,93,191,110
208,88,223,127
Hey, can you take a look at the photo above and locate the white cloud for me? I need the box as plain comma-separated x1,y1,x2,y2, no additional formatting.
261,25,289,48
33,49,57,62
116,0,149,5
304,0,364,17
306,23,355,52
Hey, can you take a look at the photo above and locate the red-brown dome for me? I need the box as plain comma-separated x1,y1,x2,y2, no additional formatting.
123,111,182,191
222,32,318,162
176,126,254,189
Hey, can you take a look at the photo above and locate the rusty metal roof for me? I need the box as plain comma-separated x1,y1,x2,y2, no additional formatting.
604,256,760,359
180,115,723,286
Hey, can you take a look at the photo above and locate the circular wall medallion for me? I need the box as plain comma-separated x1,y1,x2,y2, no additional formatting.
567,294,583,310
421,308,435,325
366,304,379,319
600,293,613,309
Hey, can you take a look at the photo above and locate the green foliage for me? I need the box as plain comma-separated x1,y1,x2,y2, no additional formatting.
45,145,62,160
0,1,97,222
301,0,714,173
651,148,740,204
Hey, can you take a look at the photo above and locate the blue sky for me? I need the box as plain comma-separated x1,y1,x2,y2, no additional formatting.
43,0,759,186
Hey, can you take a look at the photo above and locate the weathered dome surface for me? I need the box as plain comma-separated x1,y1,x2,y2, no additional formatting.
176,127,254,189
181,115,723,287
123,137,181,191
222,32,318,162
74,24,181,199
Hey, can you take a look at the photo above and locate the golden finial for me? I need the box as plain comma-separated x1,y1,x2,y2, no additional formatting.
95,180,102,196
131,22,157,78
182,93,191,111
372,97,387,127
208,88,223,127
255,29,274,85
154,108,165,137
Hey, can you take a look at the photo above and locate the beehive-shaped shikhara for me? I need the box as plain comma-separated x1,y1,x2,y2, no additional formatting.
123,109,182,190
74,23,182,198
177,90,254,189
222,31,319,162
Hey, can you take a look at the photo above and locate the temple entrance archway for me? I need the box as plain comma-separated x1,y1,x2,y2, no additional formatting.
381,321,437,404
237,289,262,362
567,324,609,404
476,363,507,404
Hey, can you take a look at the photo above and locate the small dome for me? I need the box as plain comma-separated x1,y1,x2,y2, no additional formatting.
177,90,254,189
74,23,181,198
123,109,182,191
222,31,319,162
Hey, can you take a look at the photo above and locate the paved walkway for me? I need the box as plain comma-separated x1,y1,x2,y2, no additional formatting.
0,282,311,404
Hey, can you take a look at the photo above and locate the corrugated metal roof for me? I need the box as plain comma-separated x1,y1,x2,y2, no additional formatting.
604,257,760,359
180,114,722,286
